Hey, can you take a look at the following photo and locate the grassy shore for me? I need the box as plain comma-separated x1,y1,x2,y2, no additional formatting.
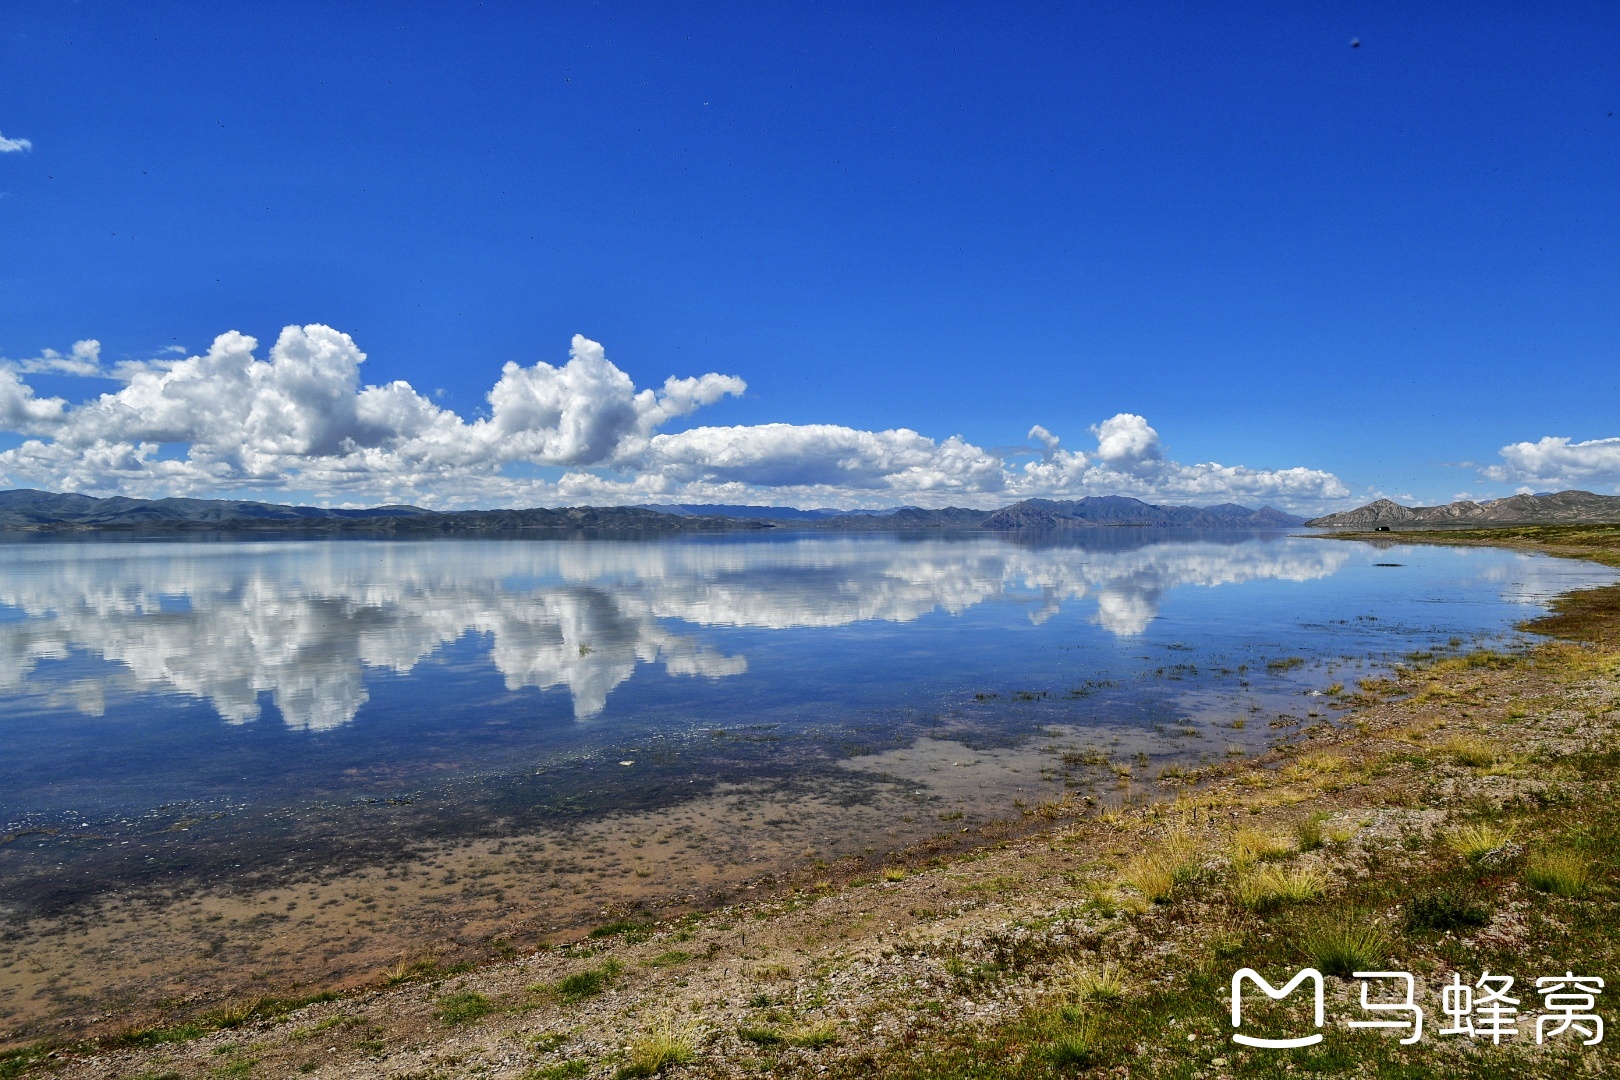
6,526,1620,1079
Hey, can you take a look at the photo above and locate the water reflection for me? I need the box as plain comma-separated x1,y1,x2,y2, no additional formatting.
0,534,1349,726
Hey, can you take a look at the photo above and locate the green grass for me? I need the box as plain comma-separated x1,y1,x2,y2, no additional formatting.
435,991,496,1025
547,960,623,1003
786,1022,839,1048
1233,863,1329,910
1407,886,1493,932
1299,917,1392,977
590,918,650,940
1293,813,1328,852
524,1062,590,1080
1443,820,1518,862
736,1024,784,1045
644,949,692,967
614,1023,696,1077
1524,850,1593,897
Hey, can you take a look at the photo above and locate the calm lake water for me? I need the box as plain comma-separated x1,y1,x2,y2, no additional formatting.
3,529,1617,1029
1,531,1614,823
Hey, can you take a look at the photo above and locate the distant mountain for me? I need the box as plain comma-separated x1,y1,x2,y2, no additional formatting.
1306,490,1620,529
0,489,758,534
979,497,1304,530
0,488,1306,534
638,503,850,521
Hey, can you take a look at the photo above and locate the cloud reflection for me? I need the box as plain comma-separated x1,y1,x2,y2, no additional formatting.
0,535,1348,727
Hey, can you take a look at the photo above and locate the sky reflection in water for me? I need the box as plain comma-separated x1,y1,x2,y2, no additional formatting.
0,531,1613,820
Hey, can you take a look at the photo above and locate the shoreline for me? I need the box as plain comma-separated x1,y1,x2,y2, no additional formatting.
4,525,1619,1077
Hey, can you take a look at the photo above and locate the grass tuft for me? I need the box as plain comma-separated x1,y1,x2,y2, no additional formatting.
1300,918,1391,977
1118,828,1202,903
1233,863,1329,910
1293,813,1329,852
547,960,623,1004
786,1022,840,1048
1056,962,1125,1004
1442,736,1497,768
1444,821,1518,863
1230,828,1291,866
1523,850,1592,898
1044,1012,1099,1068
615,1019,697,1078
435,991,496,1026
1407,887,1493,932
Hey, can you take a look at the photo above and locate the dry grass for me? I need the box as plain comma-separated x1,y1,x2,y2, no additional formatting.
1229,828,1291,866
1444,821,1518,863
617,1018,697,1077
1118,828,1203,903
1053,961,1125,1004
1523,850,1592,898
1232,863,1329,910
1441,736,1496,768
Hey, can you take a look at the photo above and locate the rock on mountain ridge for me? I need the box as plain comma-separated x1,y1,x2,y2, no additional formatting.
981,497,1303,529
1306,490,1620,528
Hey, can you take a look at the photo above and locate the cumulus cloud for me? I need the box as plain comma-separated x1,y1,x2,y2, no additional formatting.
0,131,31,153
1482,435,1620,493
0,325,1349,511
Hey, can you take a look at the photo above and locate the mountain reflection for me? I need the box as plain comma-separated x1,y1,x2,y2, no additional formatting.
0,534,1348,727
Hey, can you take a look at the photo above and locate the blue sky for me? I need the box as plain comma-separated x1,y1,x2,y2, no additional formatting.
1,1,1616,512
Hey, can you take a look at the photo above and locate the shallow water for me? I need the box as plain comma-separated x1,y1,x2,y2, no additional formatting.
0,530,1614,1030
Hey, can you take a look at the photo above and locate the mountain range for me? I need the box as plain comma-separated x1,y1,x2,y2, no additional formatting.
1306,490,1620,529
0,490,1304,533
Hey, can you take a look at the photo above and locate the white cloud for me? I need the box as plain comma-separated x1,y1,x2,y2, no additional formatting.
0,325,1349,511
2,339,103,377
1482,435,1620,492
0,131,31,153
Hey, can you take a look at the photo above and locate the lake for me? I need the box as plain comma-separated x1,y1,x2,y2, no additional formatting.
0,530,1614,1031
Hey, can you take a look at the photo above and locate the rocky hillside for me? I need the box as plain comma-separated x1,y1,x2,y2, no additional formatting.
1307,489,1620,529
